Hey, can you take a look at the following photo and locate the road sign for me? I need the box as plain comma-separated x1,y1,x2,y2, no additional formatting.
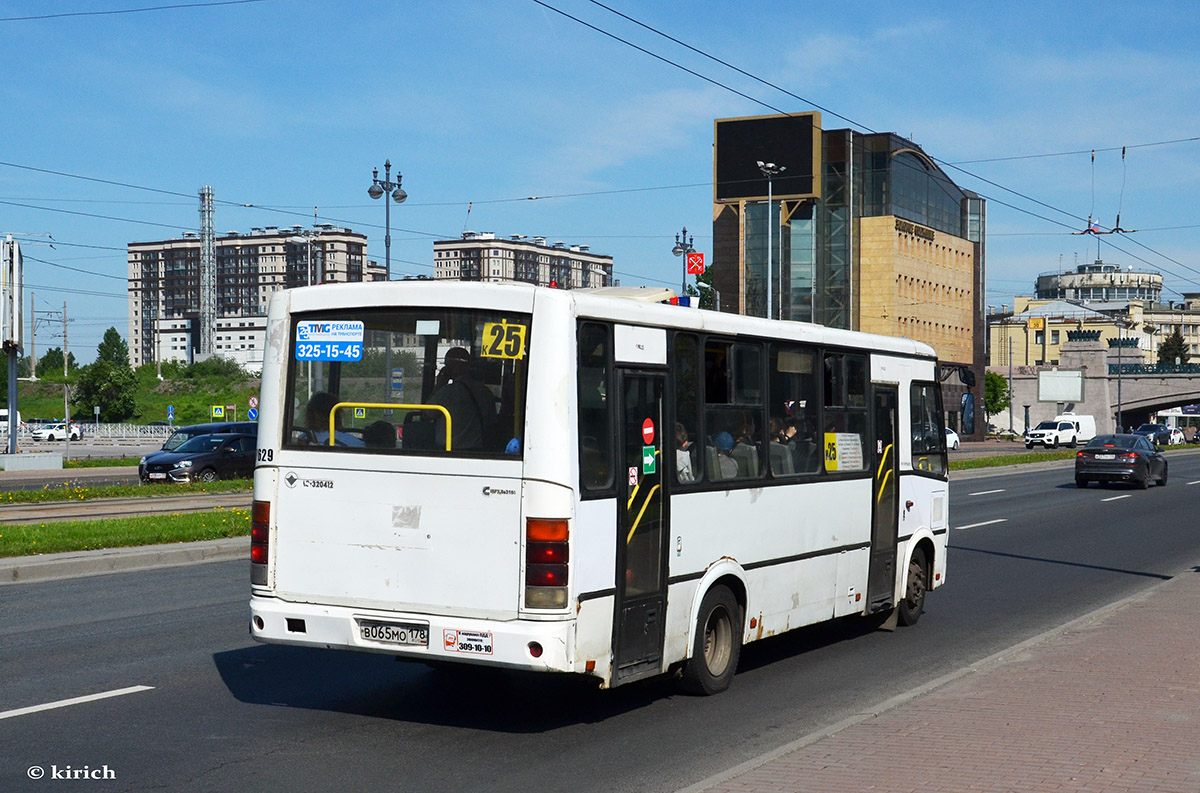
247,407,258,421
212,405,224,419
686,252,705,275
248,396,258,409
167,405,174,421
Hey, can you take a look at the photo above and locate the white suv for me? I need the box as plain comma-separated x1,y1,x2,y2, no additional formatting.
1025,420,1078,449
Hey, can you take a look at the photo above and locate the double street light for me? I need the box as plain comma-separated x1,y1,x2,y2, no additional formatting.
367,160,407,279
757,160,785,320
671,226,694,298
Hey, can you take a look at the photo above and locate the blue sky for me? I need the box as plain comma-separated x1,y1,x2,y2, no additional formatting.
3,0,1199,362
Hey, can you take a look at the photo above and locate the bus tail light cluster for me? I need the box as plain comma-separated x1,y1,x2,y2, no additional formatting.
251,500,270,585
525,518,568,609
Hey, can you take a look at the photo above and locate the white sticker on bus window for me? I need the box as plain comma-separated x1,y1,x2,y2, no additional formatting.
415,320,440,336
294,321,364,362
824,432,864,472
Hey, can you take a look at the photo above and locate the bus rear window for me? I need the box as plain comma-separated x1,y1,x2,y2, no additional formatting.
284,307,530,457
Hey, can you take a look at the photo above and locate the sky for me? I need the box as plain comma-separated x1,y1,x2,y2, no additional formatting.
3,0,1199,363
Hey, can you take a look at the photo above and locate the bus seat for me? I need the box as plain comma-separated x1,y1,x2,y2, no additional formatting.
402,412,435,450
731,443,759,478
769,442,794,475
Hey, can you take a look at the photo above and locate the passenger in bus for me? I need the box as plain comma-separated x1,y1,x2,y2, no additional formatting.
428,346,497,450
707,431,738,480
363,420,397,449
305,392,365,447
675,422,696,483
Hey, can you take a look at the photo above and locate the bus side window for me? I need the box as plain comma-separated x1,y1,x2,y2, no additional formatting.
703,339,764,483
822,352,868,473
769,343,820,476
579,322,614,492
673,333,702,485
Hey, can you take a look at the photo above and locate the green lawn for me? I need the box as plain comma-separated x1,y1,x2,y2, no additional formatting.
0,508,249,558
0,479,251,505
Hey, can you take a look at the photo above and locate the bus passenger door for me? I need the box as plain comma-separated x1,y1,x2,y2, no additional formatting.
613,370,668,683
866,385,898,613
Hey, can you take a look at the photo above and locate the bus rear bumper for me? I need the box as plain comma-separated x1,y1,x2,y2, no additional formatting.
249,596,576,673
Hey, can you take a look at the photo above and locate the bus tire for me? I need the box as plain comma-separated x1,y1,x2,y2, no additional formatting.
897,547,928,627
679,585,742,696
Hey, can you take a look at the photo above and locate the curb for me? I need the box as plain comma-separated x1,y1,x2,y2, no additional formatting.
0,536,248,585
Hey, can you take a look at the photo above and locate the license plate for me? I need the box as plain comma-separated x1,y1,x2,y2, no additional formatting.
1095,454,1115,460
359,619,429,647
149,472,167,479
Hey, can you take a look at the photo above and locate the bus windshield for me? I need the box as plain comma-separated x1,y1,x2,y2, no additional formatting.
284,306,530,457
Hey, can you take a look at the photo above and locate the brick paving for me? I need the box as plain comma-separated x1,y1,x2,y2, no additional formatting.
690,568,1200,793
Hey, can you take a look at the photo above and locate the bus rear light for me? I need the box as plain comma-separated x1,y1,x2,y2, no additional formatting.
528,642,543,658
251,500,270,583
526,518,569,609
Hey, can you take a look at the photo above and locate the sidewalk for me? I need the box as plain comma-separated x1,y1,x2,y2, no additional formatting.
684,565,1200,793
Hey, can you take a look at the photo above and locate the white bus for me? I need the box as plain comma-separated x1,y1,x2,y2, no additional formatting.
249,282,949,694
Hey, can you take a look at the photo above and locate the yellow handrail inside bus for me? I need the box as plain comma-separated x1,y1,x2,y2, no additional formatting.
329,402,452,451
627,484,661,545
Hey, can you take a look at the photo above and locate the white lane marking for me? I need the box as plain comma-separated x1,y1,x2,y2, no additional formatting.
1187,480,1200,486
0,685,154,721
967,489,1005,496
1101,495,1132,502
955,518,1007,531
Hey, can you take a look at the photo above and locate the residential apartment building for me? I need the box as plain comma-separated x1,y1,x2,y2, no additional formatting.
433,231,614,289
128,224,384,371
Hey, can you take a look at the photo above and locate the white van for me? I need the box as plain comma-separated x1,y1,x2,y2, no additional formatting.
1056,413,1096,444
1027,412,1095,449
0,409,22,433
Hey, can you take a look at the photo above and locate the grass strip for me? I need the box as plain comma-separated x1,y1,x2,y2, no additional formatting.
0,507,250,558
0,479,252,505
64,457,141,469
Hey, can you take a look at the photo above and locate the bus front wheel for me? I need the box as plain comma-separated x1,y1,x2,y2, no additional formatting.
679,585,742,696
898,547,928,626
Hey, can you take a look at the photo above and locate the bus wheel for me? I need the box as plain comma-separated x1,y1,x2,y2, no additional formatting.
679,585,741,695
897,548,928,626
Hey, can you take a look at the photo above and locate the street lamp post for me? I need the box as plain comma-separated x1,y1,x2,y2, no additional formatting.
367,160,407,280
757,160,785,319
671,226,694,299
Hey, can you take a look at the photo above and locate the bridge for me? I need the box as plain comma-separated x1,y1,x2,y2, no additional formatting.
990,333,1200,434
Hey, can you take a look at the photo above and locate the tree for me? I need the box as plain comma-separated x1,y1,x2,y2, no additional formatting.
96,327,131,368
72,361,138,422
984,370,1011,417
36,347,77,378
1157,327,1189,365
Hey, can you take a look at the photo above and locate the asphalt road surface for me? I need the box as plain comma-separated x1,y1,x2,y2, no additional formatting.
3,453,1199,792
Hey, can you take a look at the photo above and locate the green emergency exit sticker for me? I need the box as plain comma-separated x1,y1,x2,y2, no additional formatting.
642,445,656,474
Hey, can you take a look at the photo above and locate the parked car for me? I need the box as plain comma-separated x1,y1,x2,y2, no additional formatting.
139,433,257,483
1168,427,1186,446
1130,423,1171,446
945,427,960,450
1074,434,1167,489
161,421,258,451
1025,419,1079,449
31,422,82,441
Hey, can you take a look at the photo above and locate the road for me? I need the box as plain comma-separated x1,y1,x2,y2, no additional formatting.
2,453,1199,792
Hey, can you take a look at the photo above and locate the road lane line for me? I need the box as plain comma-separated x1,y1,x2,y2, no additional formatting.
967,489,1005,496
1101,495,1132,502
0,686,154,721
1187,480,1200,486
955,519,1007,531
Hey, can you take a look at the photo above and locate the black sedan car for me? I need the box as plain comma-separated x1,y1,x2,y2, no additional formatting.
1131,423,1172,446
1074,434,1167,489
139,433,256,484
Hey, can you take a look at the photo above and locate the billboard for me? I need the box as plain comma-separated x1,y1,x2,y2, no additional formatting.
1,236,21,352
714,112,822,202
1038,370,1083,402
